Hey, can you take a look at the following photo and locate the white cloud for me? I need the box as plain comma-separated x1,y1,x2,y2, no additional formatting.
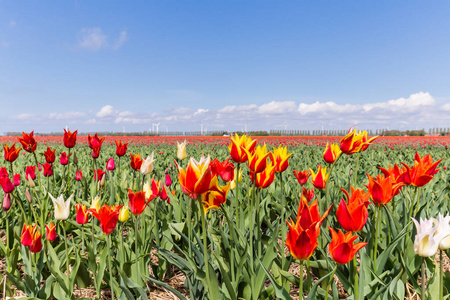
78,28,108,51
96,105,116,118
77,28,127,51
112,30,127,50
441,103,450,112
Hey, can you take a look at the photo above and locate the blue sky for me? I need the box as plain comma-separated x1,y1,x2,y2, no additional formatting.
1,1,449,134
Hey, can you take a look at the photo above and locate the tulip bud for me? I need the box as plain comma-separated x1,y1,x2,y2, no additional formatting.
75,170,83,181
119,205,130,223
2,193,11,211
25,188,33,203
60,152,70,165
14,174,20,186
141,153,156,175
106,157,115,171
165,174,172,186
90,196,101,212
100,174,106,187
27,174,36,187
73,152,78,165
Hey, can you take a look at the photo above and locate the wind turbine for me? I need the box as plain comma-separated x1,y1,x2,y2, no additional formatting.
153,123,160,134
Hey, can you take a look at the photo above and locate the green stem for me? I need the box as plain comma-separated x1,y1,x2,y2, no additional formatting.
250,177,256,299
187,196,192,257
199,201,212,295
414,187,422,216
422,256,426,300
374,205,382,273
257,187,262,258
353,256,359,300
107,234,115,300
13,192,28,224
280,173,286,265
61,221,70,291
299,260,304,300
135,215,140,283
324,265,338,300
120,223,125,269
306,258,311,292
33,152,43,192
81,224,86,256
440,250,443,300
221,205,236,285
353,152,361,187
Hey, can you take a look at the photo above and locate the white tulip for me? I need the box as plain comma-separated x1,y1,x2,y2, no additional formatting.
141,152,156,175
436,213,450,250
412,217,450,257
177,140,187,160
49,193,73,220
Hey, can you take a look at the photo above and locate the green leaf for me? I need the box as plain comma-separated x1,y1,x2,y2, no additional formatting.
259,260,292,300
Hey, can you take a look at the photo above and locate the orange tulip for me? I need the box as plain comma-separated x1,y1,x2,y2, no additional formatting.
336,187,370,232
296,195,332,230
379,163,408,186
201,176,231,213
340,127,377,155
175,155,214,195
115,140,128,157
245,144,271,174
366,173,404,206
128,189,151,216
229,134,257,164
130,153,143,171
310,166,329,190
272,145,293,173
401,153,442,187
285,217,321,261
76,204,90,224
329,228,367,264
4,143,21,162
45,222,57,241
323,143,342,164
249,162,276,189
18,131,37,153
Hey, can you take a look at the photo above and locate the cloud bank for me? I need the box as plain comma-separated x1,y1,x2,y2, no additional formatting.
77,28,127,51
6,92,450,133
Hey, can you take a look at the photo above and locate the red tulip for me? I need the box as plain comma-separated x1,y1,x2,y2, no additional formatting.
366,174,404,206
249,163,276,189
130,153,143,171
45,222,57,241
128,189,151,216
165,174,172,186
336,187,370,232
76,204,90,224
293,170,310,186
285,216,321,261
400,153,443,187
63,128,77,148
106,158,115,171
21,223,36,247
210,158,235,182
0,176,14,193
18,131,37,153
42,163,53,177
13,174,20,186
43,146,56,163
25,166,36,181
115,140,128,157
3,193,11,211
328,227,367,264
60,152,71,165
30,227,43,253
75,170,83,181
88,204,123,235
175,155,214,195
4,143,21,162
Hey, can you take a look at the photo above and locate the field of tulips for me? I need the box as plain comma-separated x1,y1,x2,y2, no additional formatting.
0,129,449,300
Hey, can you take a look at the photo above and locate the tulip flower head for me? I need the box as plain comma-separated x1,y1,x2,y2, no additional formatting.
165,174,172,186
128,189,151,216
4,143,21,162
301,187,315,202
130,153,143,171
45,222,57,241
90,196,101,213
76,203,90,224
43,146,56,164
329,228,367,264
249,162,276,189
366,173,404,206
75,170,83,181
63,128,77,148
285,216,321,261
0,176,15,194
323,143,342,164
60,152,71,165
119,205,130,223
25,166,36,181
229,134,257,164
245,143,271,174
201,176,231,213
177,140,187,160
412,217,450,257
175,154,214,195
88,204,123,235
49,193,73,220
3,193,11,211
401,153,443,187
13,174,20,186
18,131,37,153
272,145,293,173
310,166,329,190
115,140,128,157
210,158,235,182
21,223,37,247
340,127,378,155
436,213,450,250
293,170,311,186
141,152,156,175
42,163,53,177
88,133,105,159
94,169,106,182
30,227,43,253
106,157,115,171
336,187,370,232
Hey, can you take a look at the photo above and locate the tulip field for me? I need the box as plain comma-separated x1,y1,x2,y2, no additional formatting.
0,130,449,300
